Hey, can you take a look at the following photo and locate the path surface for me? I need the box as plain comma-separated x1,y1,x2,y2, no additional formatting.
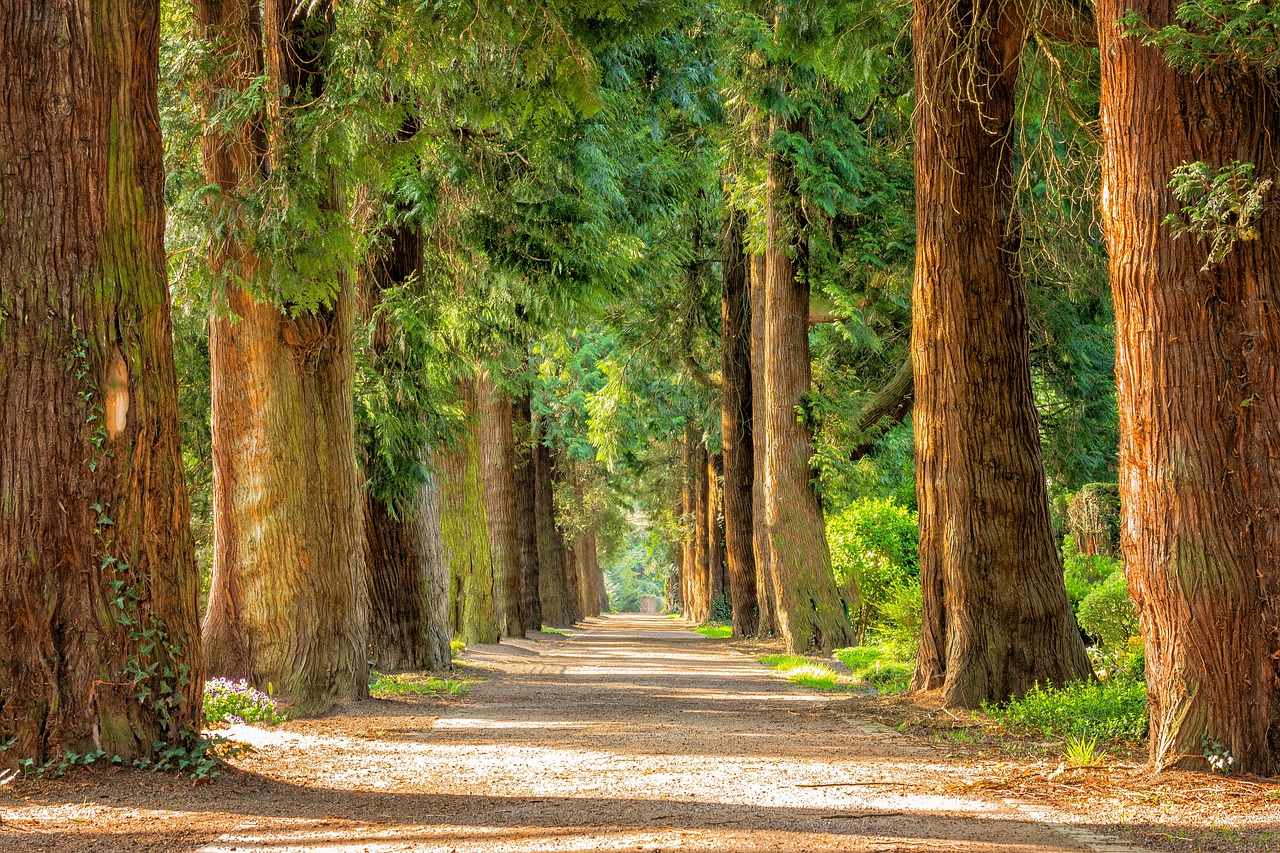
3,614,1127,852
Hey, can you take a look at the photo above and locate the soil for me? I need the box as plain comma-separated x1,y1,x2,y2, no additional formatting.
1,614,1276,852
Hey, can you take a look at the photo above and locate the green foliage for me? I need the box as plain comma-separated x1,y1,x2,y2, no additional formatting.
203,678,286,726
1122,0,1280,74
1163,160,1273,270
1078,570,1140,651
369,672,469,697
827,498,918,640
833,644,912,694
984,679,1149,743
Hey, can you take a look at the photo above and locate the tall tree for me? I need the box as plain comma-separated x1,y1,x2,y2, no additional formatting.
197,0,368,715
721,210,759,636
762,114,855,652
1096,0,1280,772
910,0,1091,705
0,0,204,761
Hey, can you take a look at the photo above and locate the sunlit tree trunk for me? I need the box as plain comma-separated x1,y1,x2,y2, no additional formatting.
763,116,854,653
440,378,498,645
0,0,203,762
910,0,1090,706
750,253,778,637
198,0,367,715
478,372,525,637
721,210,759,636
513,395,542,631
1097,0,1280,773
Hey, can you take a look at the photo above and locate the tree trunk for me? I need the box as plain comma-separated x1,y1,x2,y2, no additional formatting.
198,0,367,715
1096,0,1280,773
513,395,542,632
910,0,1091,706
363,460,450,671
534,423,574,626
439,378,498,646
0,0,204,763
762,117,855,653
478,372,525,638
750,253,778,637
721,210,759,637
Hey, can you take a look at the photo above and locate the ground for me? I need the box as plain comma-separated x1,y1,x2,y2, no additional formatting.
1,614,1276,852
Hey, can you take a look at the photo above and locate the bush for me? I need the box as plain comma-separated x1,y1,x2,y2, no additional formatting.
1078,569,1139,651
983,678,1148,742
204,678,285,726
827,498,919,640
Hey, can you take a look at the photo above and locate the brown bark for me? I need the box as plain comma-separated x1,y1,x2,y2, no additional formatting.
0,0,204,762
910,0,1091,706
749,253,778,637
762,116,855,653
534,423,574,626
1096,0,1280,773
721,211,760,636
198,0,367,715
513,395,542,631
478,373,525,638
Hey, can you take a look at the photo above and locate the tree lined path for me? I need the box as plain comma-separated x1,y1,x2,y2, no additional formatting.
2,615,1139,852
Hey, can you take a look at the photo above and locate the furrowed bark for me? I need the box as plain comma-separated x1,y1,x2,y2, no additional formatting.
910,0,1091,706
1096,0,1280,773
0,0,203,762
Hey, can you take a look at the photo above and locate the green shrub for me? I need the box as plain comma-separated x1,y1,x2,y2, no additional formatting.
834,644,913,694
827,498,919,640
983,678,1148,742
1078,569,1140,651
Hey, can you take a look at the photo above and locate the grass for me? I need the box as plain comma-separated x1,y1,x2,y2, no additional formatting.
982,677,1148,743
757,654,853,692
369,671,470,698
694,623,731,639
833,644,913,694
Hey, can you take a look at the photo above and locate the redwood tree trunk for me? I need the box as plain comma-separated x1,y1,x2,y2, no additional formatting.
439,378,498,646
750,253,778,637
534,424,574,626
513,395,542,632
910,0,1091,706
0,0,204,762
721,210,759,637
478,373,525,638
198,0,368,715
763,117,854,653
1097,0,1280,773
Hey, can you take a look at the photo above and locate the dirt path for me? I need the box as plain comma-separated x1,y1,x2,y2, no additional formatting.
2,614,1145,852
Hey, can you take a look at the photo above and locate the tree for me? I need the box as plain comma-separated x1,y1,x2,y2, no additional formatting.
909,0,1091,705
1096,0,1280,773
196,0,368,715
0,0,204,762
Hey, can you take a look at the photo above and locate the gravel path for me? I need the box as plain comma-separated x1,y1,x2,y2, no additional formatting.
1,613,1118,852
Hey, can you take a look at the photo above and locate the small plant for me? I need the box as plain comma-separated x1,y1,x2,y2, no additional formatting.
203,677,285,726
369,671,469,698
1163,160,1272,270
1203,734,1238,774
1064,734,1104,767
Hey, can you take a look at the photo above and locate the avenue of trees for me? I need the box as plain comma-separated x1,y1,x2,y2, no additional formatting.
1,0,1276,776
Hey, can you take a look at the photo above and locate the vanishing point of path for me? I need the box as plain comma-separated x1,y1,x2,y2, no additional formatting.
2,614,1144,852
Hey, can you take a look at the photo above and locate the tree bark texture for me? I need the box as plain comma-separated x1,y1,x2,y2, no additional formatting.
513,395,542,631
910,0,1091,706
196,0,368,716
749,253,778,637
721,210,759,636
0,0,204,762
534,424,574,626
763,118,855,653
478,373,525,638
439,378,498,646
1097,0,1280,773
